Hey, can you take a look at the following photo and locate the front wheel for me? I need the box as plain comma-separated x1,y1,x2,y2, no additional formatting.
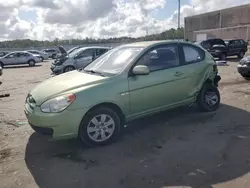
197,84,220,112
238,51,245,59
79,107,122,147
63,66,75,73
28,60,35,66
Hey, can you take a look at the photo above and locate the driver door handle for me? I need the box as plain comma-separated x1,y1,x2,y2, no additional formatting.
174,71,183,77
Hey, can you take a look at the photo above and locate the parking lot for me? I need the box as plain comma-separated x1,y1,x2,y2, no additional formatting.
0,59,250,188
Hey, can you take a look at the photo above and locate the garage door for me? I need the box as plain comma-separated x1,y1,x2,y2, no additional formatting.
196,33,207,41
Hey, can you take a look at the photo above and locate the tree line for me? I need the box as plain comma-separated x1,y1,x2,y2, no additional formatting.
0,27,184,49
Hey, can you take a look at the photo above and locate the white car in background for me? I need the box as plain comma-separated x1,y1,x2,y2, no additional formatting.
42,49,58,59
0,51,41,67
27,50,49,61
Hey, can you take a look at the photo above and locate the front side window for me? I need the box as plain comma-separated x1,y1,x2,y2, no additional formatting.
77,49,95,58
84,46,144,75
136,45,179,72
7,53,16,58
183,45,203,63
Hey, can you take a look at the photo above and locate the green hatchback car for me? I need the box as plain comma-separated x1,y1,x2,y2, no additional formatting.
25,41,221,146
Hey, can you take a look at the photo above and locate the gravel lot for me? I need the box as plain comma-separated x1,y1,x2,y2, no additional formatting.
0,58,250,188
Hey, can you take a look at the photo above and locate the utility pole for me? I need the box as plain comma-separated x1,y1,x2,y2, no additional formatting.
178,0,180,29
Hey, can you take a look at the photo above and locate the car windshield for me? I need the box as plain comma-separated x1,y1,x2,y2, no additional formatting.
83,46,144,75
67,47,79,54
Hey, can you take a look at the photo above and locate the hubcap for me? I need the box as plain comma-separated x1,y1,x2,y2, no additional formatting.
87,114,115,142
205,91,218,107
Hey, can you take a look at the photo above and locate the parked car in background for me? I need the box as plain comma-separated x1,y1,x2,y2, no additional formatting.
0,51,41,67
42,49,58,59
25,41,221,146
224,39,248,58
197,38,247,60
238,55,250,79
51,46,110,74
0,51,10,57
27,50,49,61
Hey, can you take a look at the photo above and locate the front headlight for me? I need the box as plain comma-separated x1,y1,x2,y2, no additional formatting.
40,93,75,113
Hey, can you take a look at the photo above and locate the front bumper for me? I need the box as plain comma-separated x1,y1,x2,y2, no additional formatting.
51,63,63,74
214,75,221,86
24,103,88,140
237,64,250,76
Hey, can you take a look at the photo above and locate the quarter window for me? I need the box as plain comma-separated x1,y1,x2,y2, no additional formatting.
137,45,179,72
183,45,203,63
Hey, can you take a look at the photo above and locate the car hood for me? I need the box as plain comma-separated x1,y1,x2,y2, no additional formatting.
30,71,108,105
58,45,67,55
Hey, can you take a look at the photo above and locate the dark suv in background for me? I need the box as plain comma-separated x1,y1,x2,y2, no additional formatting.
197,38,247,60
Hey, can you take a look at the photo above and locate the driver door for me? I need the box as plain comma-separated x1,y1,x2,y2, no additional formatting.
75,49,95,68
128,44,188,116
4,53,17,65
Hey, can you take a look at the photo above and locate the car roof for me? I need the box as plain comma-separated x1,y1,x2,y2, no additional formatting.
123,40,193,48
10,51,30,53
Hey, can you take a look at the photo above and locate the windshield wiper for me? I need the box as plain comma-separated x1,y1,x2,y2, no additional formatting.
83,69,105,77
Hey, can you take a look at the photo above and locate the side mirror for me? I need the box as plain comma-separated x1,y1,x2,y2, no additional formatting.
132,65,150,76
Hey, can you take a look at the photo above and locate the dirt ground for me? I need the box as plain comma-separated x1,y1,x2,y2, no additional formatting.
0,58,250,188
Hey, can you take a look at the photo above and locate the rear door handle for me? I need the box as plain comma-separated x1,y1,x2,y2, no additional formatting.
174,71,183,77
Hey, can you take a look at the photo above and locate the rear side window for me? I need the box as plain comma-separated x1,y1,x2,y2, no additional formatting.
239,40,245,45
183,45,204,64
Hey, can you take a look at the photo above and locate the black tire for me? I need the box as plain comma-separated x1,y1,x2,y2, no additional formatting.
238,51,245,59
79,107,122,147
240,74,250,80
220,53,227,60
28,60,35,67
197,83,220,112
41,57,44,62
52,54,56,59
63,66,75,73
0,61,4,68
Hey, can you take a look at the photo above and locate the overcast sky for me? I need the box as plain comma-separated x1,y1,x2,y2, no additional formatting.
0,0,249,40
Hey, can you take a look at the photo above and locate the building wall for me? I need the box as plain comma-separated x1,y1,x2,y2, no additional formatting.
184,4,250,41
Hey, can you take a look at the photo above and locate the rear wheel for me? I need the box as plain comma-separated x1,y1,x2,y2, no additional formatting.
220,53,226,60
41,57,44,62
197,83,220,112
238,51,245,59
28,60,35,67
79,107,122,147
63,66,75,73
